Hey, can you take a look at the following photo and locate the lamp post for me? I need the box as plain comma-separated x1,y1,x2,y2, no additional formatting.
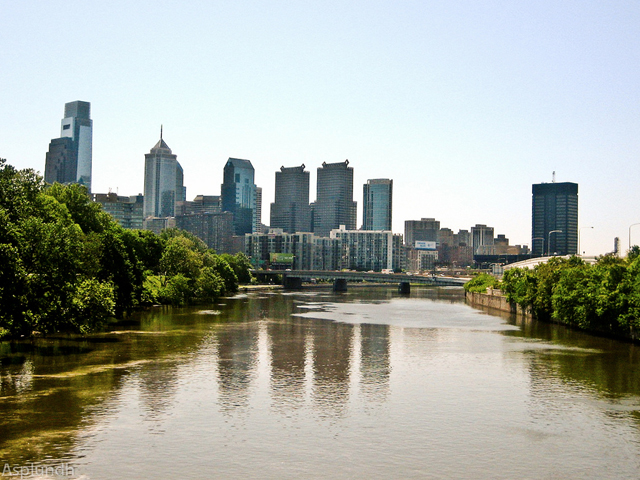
548,230,562,256
629,223,640,252
532,237,544,257
579,227,594,256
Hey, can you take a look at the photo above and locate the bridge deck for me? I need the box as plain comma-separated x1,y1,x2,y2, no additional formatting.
253,270,467,287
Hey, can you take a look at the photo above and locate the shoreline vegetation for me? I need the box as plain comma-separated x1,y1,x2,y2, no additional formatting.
464,253,640,342
0,159,252,340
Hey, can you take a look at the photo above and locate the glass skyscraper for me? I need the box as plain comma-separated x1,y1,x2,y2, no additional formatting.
312,160,357,237
143,132,186,218
270,164,311,233
362,179,392,231
44,101,93,192
221,158,259,235
532,182,578,256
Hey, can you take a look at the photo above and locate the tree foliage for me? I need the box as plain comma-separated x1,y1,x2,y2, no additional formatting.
501,254,640,338
463,273,499,293
0,159,253,338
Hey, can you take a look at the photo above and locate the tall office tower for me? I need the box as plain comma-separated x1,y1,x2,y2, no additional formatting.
44,100,93,192
404,218,440,247
270,165,312,233
362,179,393,231
143,131,186,218
255,187,262,233
470,224,494,254
312,160,357,237
221,158,258,235
531,182,578,256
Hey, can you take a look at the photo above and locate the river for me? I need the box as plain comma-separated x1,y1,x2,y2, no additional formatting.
1,287,639,479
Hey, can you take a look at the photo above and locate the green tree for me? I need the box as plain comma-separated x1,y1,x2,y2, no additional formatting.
221,252,253,284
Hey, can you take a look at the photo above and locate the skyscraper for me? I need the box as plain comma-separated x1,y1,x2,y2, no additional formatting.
532,182,578,256
470,224,494,254
362,179,392,231
143,130,185,218
270,164,311,233
312,160,357,237
221,158,259,235
404,218,440,247
44,100,93,192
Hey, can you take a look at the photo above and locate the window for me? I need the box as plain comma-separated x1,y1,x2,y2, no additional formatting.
235,174,240,183
63,124,71,130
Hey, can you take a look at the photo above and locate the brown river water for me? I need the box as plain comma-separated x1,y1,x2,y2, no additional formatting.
1,287,639,479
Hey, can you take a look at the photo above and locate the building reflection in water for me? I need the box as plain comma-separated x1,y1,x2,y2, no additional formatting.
214,300,261,414
359,324,391,402
202,295,394,418
268,319,308,411
137,360,180,433
311,320,354,418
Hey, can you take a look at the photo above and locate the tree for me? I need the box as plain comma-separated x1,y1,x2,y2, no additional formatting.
220,252,253,284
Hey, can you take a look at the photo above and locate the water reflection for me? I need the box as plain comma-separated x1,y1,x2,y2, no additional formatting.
359,324,390,402
1,288,640,479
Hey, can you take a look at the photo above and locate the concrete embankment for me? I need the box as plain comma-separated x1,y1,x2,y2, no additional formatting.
465,289,532,317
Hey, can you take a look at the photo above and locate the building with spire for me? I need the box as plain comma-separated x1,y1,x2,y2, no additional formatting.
270,164,311,233
44,100,93,192
143,128,185,218
312,160,357,237
221,157,259,235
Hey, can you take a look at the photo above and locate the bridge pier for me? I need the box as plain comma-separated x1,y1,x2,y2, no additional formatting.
398,282,411,294
333,278,348,292
283,276,303,290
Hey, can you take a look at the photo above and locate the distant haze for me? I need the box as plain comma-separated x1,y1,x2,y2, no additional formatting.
2,1,639,255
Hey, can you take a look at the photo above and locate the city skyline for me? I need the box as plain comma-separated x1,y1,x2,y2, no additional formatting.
44,101,93,192
2,2,639,255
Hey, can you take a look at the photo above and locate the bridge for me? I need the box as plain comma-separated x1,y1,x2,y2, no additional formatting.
252,270,467,293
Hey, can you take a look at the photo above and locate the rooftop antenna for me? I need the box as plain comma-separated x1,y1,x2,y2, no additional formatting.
552,171,556,183
160,124,163,141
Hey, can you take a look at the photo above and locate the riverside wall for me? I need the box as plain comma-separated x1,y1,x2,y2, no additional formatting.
465,288,532,317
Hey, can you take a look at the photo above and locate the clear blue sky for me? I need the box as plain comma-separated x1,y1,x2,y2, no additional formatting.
2,1,639,255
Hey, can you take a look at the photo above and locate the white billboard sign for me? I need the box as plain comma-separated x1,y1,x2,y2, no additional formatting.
415,241,436,250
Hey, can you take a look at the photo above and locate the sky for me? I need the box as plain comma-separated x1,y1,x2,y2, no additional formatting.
1,1,639,255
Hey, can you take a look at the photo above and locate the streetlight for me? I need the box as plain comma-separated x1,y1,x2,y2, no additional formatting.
579,227,594,256
629,223,640,252
548,230,562,256
532,237,544,257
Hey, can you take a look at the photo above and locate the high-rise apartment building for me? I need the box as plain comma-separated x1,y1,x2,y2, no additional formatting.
312,160,357,237
93,193,144,229
270,165,312,233
221,158,259,235
362,179,393,231
143,131,185,218
532,182,578,255
404,218,440,247
44,101,93,192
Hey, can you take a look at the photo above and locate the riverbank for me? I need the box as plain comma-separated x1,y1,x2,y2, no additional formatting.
465,289,532,317
466,289,640,343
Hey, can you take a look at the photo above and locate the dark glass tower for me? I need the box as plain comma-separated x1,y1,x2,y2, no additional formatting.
270,164,311,233
362,179,392,231
221,158,258,235
312,160,357,237
532,182,578,256
44,100,93,192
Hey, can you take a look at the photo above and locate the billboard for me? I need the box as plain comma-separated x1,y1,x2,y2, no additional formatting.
270,253,294,264
415,241,436,250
